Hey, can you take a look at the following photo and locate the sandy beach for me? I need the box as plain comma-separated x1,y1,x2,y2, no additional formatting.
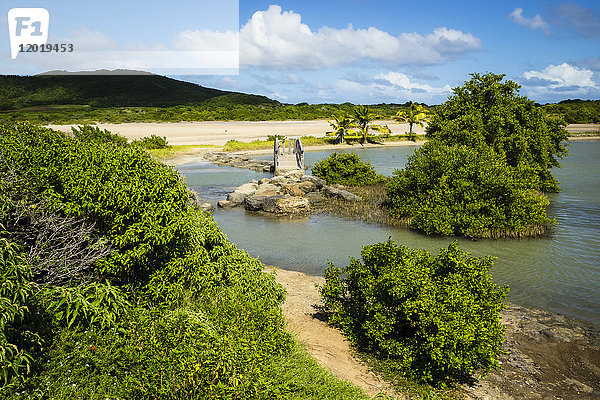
46,120,425,146
46,121,598,147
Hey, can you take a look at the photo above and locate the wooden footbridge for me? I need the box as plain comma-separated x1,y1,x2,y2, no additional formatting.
274,137,304,172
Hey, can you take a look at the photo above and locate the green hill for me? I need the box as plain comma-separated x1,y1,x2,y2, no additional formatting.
0,73,277,109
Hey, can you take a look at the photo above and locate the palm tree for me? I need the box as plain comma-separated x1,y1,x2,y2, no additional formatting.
328,115,356,144
353,105,375,144
393,101,429,141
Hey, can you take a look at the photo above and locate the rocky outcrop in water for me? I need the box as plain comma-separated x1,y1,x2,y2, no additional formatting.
217,170,331,216
203,152,274,172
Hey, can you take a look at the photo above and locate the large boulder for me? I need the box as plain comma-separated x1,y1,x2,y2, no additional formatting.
227,191,247,204
270,176,287,186
301,175,326,189
217,199,237,208
282,184,304,197
235,182,259,196
245,195,267,211
255,183,280,196
245,195,284,213
323,186,361,202
298,180,317,193
276,196,311,214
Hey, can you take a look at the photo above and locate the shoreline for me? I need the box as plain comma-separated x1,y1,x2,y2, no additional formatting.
161,136,597,165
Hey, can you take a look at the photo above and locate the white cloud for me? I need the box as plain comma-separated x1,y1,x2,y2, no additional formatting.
173,29,239,51
334,72,452,104
374,72,451,95
508,8,551,35
523,63,596,89
240,5,482,70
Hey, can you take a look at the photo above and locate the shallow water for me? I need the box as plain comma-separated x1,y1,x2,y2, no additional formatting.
180,141,600,324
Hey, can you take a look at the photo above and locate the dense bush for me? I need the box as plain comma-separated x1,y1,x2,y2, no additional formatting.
0,239,39,390
542,99,600,124
426,73,568,192
312,152,384,186
132,134,169,149
71,125,128,147
387,142,552,237
0,123,364,398
320,239,508,384
1,123,193,284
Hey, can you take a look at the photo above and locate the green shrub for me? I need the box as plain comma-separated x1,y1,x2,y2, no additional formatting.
312,152,384,186
426,73,568,192
71,125,129,147
39,282,131,330
320,239,508,384
0,123,194,284
0,123,369,398
0,238,39,390
386,141,552,237
132,134,169,149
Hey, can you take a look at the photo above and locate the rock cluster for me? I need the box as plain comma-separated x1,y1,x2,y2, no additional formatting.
218,170,363,216
203,152,274,173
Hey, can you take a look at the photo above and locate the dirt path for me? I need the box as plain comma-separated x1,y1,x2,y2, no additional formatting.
266,266,402,399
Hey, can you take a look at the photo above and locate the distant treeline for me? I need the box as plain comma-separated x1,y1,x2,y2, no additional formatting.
540,99,600,124
0,74,598,124
0,98,416,124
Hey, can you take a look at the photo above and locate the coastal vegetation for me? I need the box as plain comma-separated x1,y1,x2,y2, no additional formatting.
312,152,384,186
320,239,508,385
386,143,552,237
0,123,368,398
426,73,569,193
393,101,429,141
385,73,567,237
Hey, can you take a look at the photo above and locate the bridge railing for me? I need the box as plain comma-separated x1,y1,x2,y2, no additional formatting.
273,137,304,171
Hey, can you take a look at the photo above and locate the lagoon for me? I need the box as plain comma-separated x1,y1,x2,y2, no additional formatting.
179,140,600,324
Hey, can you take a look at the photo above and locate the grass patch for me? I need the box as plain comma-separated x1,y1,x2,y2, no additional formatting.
354,350,464,400
262,341,371,399
147,144,219,160
316,182,411,227
222,136,338,152
223,139,275,152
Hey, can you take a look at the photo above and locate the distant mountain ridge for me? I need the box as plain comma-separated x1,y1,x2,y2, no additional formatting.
0,72,278,109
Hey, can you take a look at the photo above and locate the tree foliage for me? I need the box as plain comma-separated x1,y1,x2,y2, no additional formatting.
328,115,356,144
426,73,569,192
393,101,429,141
312,152,384,186
320,239,508,384
387,142,552,237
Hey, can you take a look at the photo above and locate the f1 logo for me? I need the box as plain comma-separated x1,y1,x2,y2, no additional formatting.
8,8,49,59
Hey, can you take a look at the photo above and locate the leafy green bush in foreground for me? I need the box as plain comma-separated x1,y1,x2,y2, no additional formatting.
386,142,552,237
312,152,384,186
320,239,508,385
0,123,367,398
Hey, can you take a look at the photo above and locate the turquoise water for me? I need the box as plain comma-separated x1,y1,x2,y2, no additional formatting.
180,141,600,324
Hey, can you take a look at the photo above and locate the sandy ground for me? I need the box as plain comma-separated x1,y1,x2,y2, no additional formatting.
266,266,402,399
565,124,600,133
46,120,425,146
46,121,598,147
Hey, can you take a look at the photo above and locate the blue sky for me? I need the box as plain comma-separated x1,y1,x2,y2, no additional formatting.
2,0,599,104
195,0,599,104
